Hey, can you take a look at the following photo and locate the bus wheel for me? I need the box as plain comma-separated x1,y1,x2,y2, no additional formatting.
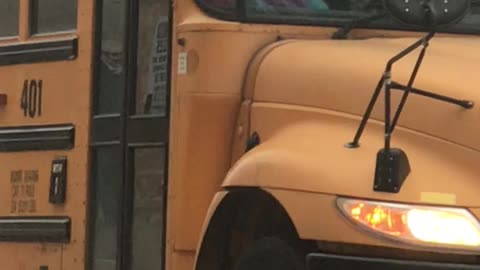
232,237,305,270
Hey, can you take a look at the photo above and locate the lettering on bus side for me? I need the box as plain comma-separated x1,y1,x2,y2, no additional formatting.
20,79,43,118
10,169,38,213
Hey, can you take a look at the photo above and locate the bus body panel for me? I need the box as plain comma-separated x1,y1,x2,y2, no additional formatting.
168,26,480,270
223,104,480,207
0,0,478,268
250,38,480,151
167,0,480,266
0,1,94,270
165,27,437,268
166,30,277,268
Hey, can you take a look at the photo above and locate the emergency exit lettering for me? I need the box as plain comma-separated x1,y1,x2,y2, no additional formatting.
10,170,38,214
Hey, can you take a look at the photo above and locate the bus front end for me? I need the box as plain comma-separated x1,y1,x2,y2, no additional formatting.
191,1,480,270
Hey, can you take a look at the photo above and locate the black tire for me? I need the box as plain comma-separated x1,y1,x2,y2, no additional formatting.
232,237,306,270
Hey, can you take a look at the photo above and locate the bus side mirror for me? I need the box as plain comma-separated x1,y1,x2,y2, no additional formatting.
384,0,471,28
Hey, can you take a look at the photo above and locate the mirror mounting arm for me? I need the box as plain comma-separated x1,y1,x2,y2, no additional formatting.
390,82,474,109
386,31,435,142
348,30,436,194
346,31,435,149
343,0,473,193
346,30,473,150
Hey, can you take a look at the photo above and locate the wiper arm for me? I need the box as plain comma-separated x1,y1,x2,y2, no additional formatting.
332,12,386,40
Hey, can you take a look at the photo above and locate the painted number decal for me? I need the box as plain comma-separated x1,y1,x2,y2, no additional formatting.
21,79,43,118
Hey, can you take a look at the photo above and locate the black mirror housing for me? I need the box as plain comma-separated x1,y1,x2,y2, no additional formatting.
384,0,471,28
374,148,411,193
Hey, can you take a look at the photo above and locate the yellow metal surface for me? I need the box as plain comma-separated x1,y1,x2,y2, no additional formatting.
224,104,480,207
421,192,457,205
0,0,478,268
249,38,480,150
0,243,62,270
168,2,480,268
0,1,94,270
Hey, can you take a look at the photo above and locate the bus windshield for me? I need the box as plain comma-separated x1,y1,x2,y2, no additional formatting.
198,0,480,34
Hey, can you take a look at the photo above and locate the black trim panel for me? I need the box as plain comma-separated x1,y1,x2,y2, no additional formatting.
126,115,169,146
0,216,71,243
0,124,75,152
307,253,480,270
91,114,122,145
0,38,78,66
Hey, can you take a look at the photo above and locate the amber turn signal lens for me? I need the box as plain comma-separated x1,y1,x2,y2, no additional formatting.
346,201,408,236
336,198,480,250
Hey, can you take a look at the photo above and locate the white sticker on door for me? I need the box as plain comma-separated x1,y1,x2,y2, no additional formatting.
178,52,187,75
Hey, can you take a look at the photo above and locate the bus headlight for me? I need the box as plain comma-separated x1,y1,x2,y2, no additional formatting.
336,198,480,250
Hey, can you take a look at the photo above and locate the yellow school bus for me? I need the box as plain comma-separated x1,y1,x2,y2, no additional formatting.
0,0,479,270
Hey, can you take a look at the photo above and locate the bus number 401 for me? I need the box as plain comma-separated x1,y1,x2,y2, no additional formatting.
20,79,43,118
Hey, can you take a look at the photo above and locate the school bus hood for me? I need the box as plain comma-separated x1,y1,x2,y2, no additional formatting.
249,36,480,152
224,110,480,207
223,36,480,207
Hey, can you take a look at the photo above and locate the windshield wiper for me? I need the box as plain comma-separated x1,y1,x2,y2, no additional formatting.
332,12,386,39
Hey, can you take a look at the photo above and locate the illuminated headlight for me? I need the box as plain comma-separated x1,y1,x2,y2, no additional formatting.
336,198,480,250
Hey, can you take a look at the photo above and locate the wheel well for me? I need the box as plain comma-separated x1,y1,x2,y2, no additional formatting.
195,188,316,270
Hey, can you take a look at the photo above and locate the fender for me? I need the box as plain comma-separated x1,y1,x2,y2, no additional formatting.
196,36,480,270
195,109,480,267
223,106,480,207
224,36,480,208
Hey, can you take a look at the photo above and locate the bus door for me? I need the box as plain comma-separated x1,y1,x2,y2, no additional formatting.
88,0,171,270
0,1,89,270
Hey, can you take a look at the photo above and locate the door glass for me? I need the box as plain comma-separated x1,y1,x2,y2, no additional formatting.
0,0,19,37
96,0,127,114
131,147,166,270
135,0,170,115
91,147,123,270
